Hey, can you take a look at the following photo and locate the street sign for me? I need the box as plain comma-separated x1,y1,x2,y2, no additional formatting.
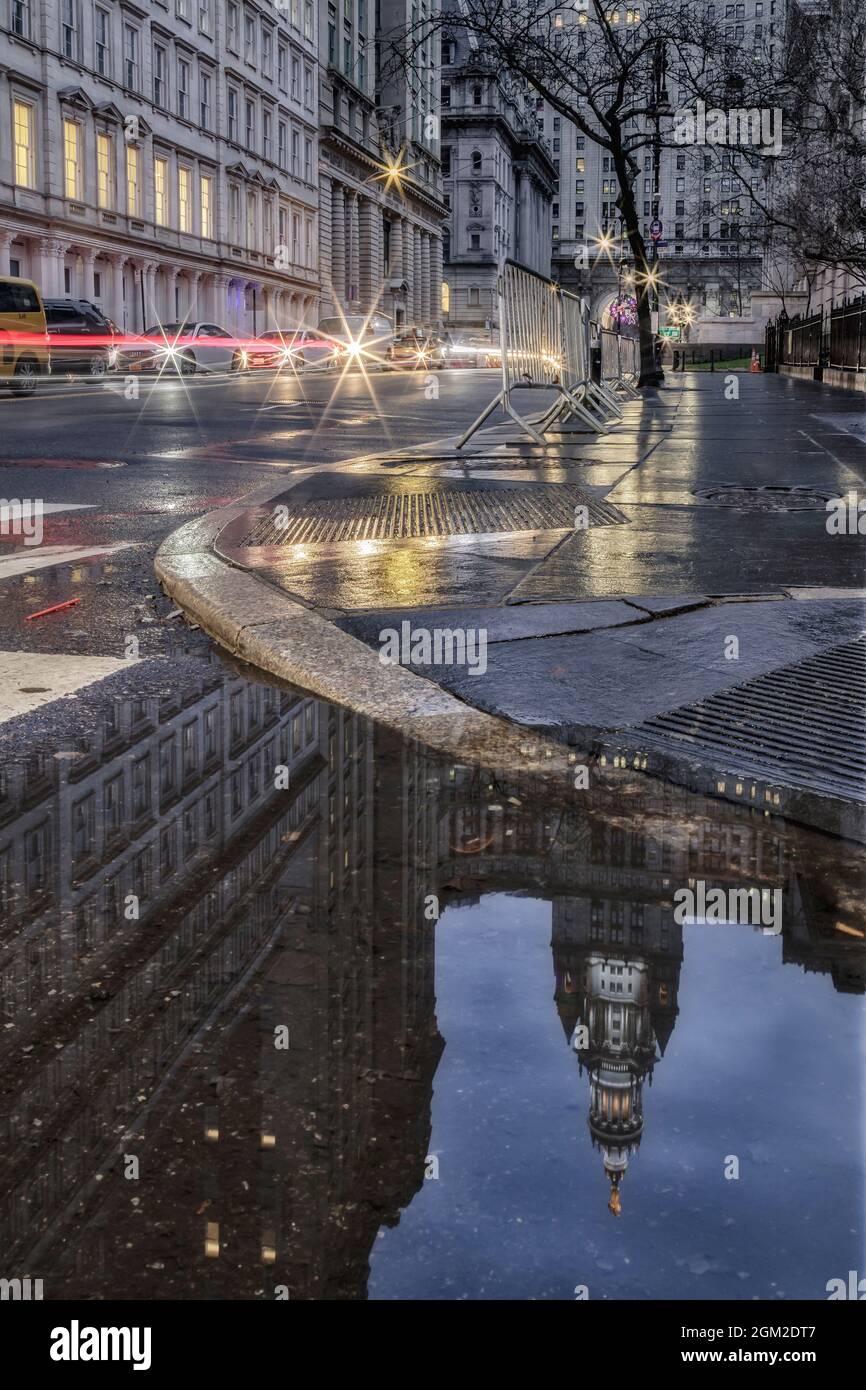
650,219,663,241
659,326,681,339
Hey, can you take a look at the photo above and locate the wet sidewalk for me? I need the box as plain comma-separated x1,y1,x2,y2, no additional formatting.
159,371,866,837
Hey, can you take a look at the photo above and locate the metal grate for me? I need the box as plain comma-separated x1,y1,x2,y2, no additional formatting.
239,484,628,545
625,635,866,801
693,485,836,511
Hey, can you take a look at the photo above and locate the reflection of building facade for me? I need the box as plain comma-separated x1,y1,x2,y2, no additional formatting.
0,666,442,1297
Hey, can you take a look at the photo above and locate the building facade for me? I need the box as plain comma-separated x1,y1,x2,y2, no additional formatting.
315,0,447,329
543,2,771,333
0,0,320,334
439,20,555,334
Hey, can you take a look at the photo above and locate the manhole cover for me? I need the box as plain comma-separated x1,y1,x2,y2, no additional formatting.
694,485,834,511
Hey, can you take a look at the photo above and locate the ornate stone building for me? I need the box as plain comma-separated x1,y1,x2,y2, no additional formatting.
0,0,320,334
316,0,447,328
439,20,555,333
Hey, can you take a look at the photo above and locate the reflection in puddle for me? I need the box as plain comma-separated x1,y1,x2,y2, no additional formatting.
0,652,863,1300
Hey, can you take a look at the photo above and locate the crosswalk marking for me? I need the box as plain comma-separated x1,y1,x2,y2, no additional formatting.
0,542,134,580
0,649,140,724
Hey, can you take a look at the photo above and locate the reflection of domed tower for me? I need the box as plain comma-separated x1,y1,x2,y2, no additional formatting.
553,900,683,1216
580,956,656,1215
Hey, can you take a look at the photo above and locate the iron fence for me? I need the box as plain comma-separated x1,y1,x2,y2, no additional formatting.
768,296,866,372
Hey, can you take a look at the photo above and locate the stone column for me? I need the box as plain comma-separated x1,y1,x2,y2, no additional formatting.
0,230,13,278
402,219,415,324
142,261,158,325
389,217,403,286
82,248,97,303
210,273,230,325
358,197,382,312
107,253,127,327
129,262,143,331
188,270,203,321
346,190,360,305
429,234,443,328
418,230,430,327
331,184,346,309
164,267,179,321
318,179,332,305
37,238,66,298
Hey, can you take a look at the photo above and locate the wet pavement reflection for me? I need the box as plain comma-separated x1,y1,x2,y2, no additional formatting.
0,647,863,1301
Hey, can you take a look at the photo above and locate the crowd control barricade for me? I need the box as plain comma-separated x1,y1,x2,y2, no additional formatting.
537,289,615,433
456,260,566,449
599,327,640,401
618,334,640,392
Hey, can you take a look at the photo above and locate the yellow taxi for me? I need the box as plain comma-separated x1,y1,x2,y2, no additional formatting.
0,274,50,396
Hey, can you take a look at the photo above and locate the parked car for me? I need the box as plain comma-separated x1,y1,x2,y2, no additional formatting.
0,275,50,396
44,298,118,377
317,312,394,367
443,334,501,368
117,321,248,374
388,329,449,369
248,327,338,370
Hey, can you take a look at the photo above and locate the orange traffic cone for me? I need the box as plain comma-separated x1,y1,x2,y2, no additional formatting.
750,349,762,373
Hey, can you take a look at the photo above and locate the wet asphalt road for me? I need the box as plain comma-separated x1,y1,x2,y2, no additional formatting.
0,365,501,667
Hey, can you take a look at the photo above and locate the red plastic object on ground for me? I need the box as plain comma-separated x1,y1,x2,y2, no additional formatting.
25,598,81,621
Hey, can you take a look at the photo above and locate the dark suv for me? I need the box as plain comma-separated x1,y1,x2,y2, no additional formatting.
44,299,117,377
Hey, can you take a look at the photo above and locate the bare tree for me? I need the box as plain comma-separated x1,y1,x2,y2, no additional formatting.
383,0,793,386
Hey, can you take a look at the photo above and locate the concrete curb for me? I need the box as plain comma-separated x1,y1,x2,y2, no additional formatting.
155,474,574,774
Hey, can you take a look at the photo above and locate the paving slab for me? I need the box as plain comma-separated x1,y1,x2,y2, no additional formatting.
337,597,644,646
400,597,866,740
512,504,866,599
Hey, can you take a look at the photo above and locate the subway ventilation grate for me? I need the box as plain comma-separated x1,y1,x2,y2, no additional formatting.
238,484,629,546
622,634,866,803
693,485,837,511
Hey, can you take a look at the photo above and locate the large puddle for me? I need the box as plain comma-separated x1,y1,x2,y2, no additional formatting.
0,646,863,1300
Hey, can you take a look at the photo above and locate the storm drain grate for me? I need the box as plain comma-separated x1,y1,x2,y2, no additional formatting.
693,485,836,511
624,635,866,801
239,484,628,545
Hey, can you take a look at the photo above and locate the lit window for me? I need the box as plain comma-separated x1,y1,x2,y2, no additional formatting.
126,144,139,215
178,166,191,231
205,1221,220,1258
200,173,213,237
63,119,81,199
97,132,113,209
13,101,35,188
154,156,168,225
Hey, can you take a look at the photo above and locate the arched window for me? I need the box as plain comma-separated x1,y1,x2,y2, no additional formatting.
441,280,451,315
471,150,482,173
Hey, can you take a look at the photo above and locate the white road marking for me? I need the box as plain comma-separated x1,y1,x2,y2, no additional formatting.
0,649,140,723
0,542,134,580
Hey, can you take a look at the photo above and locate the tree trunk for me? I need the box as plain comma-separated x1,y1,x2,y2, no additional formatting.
614,155,662,388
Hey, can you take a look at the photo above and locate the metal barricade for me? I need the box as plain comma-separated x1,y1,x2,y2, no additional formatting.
457,260,564,448
537,290,617,433
600,327,640,400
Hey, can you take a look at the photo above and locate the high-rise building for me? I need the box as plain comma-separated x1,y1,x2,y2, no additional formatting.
0,1,320,334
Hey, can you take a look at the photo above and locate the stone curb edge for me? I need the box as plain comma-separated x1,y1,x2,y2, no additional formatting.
154,476,573,775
